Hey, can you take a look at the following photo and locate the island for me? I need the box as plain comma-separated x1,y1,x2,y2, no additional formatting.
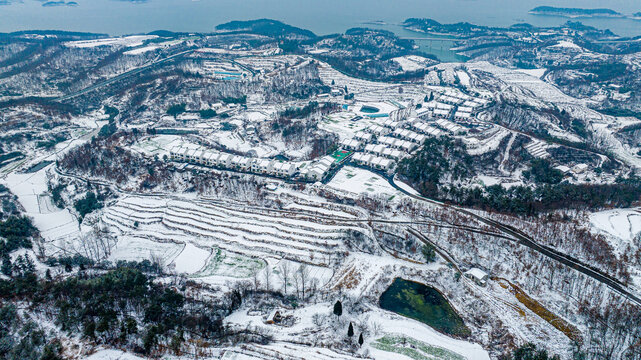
529,6,624,18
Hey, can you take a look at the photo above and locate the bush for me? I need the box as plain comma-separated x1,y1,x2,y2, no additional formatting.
74,192,102,219
421,244,436,263
166,103,186,117
523,159,564,184
0,216,36,257
199,109,217,119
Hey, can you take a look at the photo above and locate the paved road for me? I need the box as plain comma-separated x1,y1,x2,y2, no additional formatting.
387,174,641,307
54,156,641,306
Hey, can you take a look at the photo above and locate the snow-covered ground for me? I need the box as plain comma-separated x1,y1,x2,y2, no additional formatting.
515,68,547,78
64,35,157,48
391,55,434,72
550,40,583,51
84,349,146,360
366,311,490,360
225,299,490,360
3,166,80,247
590,208,641,252
327,166,404,200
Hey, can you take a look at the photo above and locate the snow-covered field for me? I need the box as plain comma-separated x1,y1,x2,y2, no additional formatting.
65,35,157,48
590,208,641,252
3,166,80,246
327,166,404,200
391,55,434,72
515,68,547,78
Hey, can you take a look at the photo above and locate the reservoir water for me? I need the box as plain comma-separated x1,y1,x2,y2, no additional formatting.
1,0,639,62
379,278,470,337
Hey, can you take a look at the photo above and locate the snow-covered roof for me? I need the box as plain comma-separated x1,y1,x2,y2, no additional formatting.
465,268,488,281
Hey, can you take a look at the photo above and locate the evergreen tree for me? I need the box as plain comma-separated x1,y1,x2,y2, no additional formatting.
347,322,354,337
83,320,96,340
358,332,364,346
24,254,35,274
1,253,12,276
422,244,437,263
333,300,343,317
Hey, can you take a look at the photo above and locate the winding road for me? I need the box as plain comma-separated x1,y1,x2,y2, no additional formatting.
387,174,641,307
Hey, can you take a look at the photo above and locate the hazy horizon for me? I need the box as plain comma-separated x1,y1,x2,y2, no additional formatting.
1,0,640,37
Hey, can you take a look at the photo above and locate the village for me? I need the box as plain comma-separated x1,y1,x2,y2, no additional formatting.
165,85,495,183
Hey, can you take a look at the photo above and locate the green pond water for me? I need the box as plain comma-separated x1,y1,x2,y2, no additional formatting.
360,105,380,113
379,278,470,337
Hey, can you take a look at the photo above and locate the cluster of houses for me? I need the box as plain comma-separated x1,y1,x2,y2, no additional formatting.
434,119,466,135
418,102,454,119
438,89,490,108
352,153,395,171
364,143,405,160
299,155,336,181
337,91,495,172
169,146,335,181
412,122,444,136
376,136,418,153
415,90,490,124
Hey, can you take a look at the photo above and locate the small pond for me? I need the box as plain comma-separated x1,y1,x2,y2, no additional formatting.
360,105,380,113
379,278,470,337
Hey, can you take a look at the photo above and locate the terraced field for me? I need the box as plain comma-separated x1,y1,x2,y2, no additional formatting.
101,196,362,274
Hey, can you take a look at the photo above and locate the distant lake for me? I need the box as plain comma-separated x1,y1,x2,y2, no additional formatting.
1,0,640,61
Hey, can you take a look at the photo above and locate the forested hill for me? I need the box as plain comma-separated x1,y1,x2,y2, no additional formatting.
215,19,317,40
529,6,624,17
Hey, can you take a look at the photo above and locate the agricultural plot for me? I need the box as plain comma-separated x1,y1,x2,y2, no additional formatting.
130,135,182,157
4,167,80,253
192,248,265,279
101,195,359,274
171,243,211,274
366,311,490,360
108,236,184,265
222,342,364,360
371,335,465,360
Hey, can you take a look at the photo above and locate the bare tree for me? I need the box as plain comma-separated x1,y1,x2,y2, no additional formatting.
295,264,311,299
252,269,261,291
277,261,291,294
77,224,116,262
263,265,272,291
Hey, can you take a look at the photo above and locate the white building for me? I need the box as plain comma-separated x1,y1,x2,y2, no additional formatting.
366,124,389,136
454,111,472,121
340,138,363,151
416,107,432,120
433,108,450,118
217,153,234,167
465,268,489,286
383,119,401,129
272,161,297,177
353,131,374,142
254,159,273,174
304,156,334,181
